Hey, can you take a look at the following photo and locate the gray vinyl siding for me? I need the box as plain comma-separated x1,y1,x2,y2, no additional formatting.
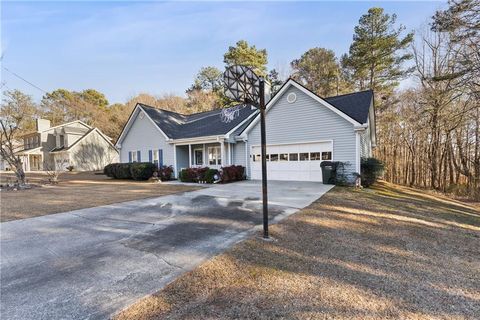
119,109,174,166
246,86,358,180
360,123,372,158
232,141,246,167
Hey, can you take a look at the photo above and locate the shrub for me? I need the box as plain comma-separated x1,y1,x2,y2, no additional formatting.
115,163,132,179
130,162,156,181
220,165,245,183
158,165,174,181
66,165,74,172
179,168,198,183
361,157,384,187
179,167,220,183
104,164,115,177
204,168,219,183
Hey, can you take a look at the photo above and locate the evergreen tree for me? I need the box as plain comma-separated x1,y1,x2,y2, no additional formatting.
343,7,414,96
223,40,268,77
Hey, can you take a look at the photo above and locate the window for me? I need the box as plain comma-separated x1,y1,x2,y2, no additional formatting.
130,151,138,163
253,154,261,162
322,151,332,160
300,153,309,161
265,154,270,161
270,154,279,161
310,152,321,161
194,149,203,165
59,135,65,147
280,153,288,161
152,150,159,165
208,146,221,165
289,153,299,161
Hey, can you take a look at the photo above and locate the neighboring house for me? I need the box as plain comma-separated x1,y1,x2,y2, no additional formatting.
17,119,119,172
116,79,376,182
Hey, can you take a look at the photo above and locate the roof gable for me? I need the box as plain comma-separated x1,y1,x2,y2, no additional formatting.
240,79,373,136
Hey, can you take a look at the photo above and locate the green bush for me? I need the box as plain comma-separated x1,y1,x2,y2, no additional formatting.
130,162,156,180
204,168,219,183
179,167,220,183
179,168,197,182
104,164,115,177
361,157,384,187
115,163,132,179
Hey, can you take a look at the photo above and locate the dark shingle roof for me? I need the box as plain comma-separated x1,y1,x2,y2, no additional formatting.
323,90,373,124
139,104,257,139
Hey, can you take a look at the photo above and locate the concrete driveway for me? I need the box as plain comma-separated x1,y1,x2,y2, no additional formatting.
0,180,333,320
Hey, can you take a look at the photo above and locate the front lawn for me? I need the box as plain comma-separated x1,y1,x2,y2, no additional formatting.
115,181,480,320
0,171,198,222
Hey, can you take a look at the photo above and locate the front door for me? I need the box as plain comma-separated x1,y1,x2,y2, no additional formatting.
194,149,203,166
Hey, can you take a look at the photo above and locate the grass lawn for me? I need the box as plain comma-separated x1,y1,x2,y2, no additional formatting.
0,171,198,222
115,181,480,320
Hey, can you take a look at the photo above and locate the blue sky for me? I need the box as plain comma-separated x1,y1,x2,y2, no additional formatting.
2,1,446,104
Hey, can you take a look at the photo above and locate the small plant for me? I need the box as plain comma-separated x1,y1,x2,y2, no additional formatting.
220,165,245,183
66,165,74,172
158,165,174,181
360,157,384,187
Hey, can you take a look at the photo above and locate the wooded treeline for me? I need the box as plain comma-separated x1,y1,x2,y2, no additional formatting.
2,0,478,199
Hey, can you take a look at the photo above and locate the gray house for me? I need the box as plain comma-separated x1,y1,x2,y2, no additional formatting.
116,79,376,182
17,119,119,172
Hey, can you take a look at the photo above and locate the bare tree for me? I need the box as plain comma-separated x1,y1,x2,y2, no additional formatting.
0,120,26,185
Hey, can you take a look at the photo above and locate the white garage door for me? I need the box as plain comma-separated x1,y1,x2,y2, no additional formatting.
250,141,333,182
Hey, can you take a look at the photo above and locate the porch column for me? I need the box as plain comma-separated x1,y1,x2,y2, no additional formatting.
203,144,206,166
173,144,177,178
227,143,231,165
220,141,225,167
188,144,192,167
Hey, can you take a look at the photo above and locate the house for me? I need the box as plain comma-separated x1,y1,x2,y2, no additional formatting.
116,79,376,182
17,119,119,172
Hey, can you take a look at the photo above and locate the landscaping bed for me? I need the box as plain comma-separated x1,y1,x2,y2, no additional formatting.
115,181,480,320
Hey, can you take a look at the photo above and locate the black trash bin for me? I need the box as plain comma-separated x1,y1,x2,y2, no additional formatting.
320,161,337,185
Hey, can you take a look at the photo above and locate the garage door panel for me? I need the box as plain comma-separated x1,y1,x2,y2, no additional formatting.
250,141,333,182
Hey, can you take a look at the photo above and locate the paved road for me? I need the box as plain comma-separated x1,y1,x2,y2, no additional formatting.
1,180,333,320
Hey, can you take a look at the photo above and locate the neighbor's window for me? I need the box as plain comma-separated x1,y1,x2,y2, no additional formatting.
299,153,309,161
270,154,279,162
310,152,321,161
289,153,299,161
59,135,65,147
280,153,288,161
322,151,332,160
208,146,221,165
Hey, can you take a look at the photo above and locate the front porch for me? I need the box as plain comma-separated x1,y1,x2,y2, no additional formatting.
17,149,43,172
174,140,235,176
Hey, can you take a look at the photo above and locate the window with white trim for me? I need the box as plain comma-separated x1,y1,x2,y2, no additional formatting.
208,146,221,165
130,151,138,163
152,150,159,165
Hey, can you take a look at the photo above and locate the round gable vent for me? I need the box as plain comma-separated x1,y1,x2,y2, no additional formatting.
287,92,297,103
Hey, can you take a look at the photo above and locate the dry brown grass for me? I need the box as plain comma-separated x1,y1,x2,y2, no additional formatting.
0,171,198,222
115,181,480,320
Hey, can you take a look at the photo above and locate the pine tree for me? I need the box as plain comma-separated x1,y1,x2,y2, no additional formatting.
344,7,414,96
